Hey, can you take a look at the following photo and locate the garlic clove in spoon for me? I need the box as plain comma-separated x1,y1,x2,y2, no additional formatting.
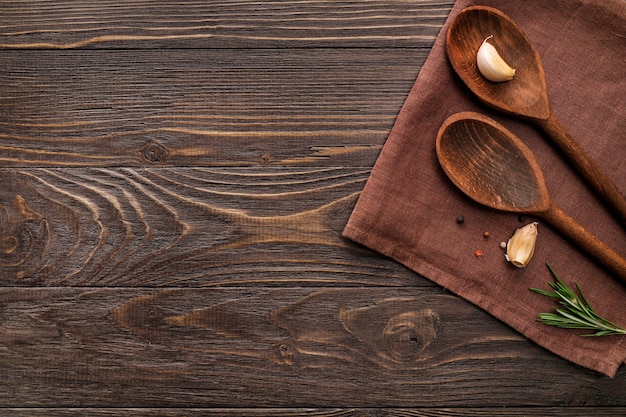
476,35,516,82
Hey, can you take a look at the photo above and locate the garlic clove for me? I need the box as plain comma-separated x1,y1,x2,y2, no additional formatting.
476,35,516,82
505,222,538,268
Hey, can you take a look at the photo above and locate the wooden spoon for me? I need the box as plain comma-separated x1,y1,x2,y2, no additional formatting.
436,112,626,282
445,5,626,226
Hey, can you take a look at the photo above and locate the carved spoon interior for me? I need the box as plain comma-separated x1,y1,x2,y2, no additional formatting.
445,5,626,227
436,112,626,283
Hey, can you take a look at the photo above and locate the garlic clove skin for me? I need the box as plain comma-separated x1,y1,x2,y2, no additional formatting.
476,35,516,82
505,222,538,268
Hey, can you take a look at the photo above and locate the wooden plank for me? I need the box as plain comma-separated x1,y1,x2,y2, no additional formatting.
3,409,626,417
0,48,425,167
0,0,453,49
0,167,423,286
2,287,624,408
0,411,356,417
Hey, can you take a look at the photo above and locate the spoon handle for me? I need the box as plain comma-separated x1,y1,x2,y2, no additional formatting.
541,202,626,283
538,112,626,227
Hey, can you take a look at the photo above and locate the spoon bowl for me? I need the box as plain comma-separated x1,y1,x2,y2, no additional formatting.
446,6,626,226
436,112,549,213
436,112,626,282
446,6,549,120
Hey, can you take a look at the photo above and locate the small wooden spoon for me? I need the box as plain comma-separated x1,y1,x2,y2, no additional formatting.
436,112,626,282
446,5,626,226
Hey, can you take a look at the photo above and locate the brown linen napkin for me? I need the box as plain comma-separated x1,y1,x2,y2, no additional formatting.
343,0,626,377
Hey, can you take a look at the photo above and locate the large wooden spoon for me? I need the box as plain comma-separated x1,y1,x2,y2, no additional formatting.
436,112,626,282
446,6,626,226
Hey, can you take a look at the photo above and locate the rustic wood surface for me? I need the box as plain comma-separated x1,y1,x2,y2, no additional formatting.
2,1,625,415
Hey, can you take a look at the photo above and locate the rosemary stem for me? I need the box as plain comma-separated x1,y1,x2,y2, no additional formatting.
529,263,626,337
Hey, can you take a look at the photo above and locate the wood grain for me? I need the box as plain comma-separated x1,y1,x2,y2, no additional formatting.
0,49,424,167
2,286,625,408
0,0,453,49
0,167,423,286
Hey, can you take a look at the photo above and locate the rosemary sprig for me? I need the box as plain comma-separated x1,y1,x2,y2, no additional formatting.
530,263,626,337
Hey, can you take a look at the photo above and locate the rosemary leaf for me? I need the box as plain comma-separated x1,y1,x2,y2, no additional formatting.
529,264,626,337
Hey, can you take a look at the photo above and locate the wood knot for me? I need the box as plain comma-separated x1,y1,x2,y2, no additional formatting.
276,342,296,365
0,196,48,279
111,293,172,340
0,235,19,254
383,310,440,362
142,140,169,163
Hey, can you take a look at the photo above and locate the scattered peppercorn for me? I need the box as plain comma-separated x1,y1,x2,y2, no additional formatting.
456,215,465,224
475,249,484,257
483,231,490,238
500,241,507,249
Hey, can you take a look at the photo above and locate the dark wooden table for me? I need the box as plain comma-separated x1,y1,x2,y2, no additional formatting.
2,1,625,415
